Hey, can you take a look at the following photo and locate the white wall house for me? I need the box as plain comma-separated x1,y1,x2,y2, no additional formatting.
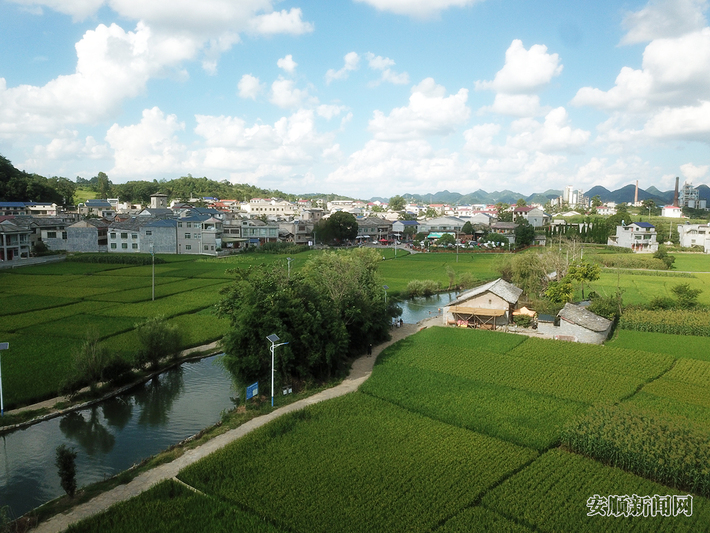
678,224,710,252
607,222,658,253
661,205,683,218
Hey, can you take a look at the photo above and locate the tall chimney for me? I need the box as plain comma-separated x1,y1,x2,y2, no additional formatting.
673,176,679,207
634,180,638,205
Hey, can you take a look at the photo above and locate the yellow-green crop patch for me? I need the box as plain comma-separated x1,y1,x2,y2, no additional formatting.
507,337,674,380
609,330,710,362
0,294,75,316
1,301,113,332
361,362,587,450
18,314,137,339
178,393,538,533
481,449,710,532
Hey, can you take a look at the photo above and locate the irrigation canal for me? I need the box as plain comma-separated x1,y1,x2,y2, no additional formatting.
0,293,458,519
0,355,235,519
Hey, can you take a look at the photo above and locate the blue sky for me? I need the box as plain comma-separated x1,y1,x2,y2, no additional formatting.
1,0,709,199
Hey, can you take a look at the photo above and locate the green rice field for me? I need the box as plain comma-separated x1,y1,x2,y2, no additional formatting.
68,327,710,532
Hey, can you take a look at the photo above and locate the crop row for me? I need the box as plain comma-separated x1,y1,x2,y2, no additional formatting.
1,301,115,332
610,331,710,362
482,449,710,532
507,337,674,380
0,294,75,316
93,287,225,318
437,507,533,533
178,393,538,533
643,379,710,410
620,309,710,337
662,359,710,388
361,362,587,450
627,392,710,430
65,480,285,533
380,343,642,405
403,326,527,355
562,404,710,497
85,278,226,303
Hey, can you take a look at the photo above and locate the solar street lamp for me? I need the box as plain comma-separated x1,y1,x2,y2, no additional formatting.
267,334,289,407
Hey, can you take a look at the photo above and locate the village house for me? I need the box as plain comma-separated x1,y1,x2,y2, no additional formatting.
66,219,110,252
607,222,658,253
537,303,612,344
0,219,32,261
677,223,710,253
443,278,522,330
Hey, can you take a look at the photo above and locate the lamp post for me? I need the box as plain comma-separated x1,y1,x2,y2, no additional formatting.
287,257,293,279
266,334,289,407
0,342,8,416
150,242,155,301
383,285,389,305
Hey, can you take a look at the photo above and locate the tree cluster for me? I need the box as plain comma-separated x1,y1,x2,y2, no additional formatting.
0,155,76,205
314,211,358,244
217,249,398,386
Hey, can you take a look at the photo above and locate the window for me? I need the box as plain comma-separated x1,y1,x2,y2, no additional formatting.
178,222,183,227
110,232,116,239
145,230,152,236
122,243,127,249
111,243,117,249
204,245,209,250
132,243,138,249
62,232,67,239
194,233,199,239
132,234,137,239
47,231,57,238
187,222,191,228
185,245,192,250
185,233,191,239
121,232,128,239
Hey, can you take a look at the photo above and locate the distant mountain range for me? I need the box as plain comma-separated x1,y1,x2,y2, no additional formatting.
379,184,710,206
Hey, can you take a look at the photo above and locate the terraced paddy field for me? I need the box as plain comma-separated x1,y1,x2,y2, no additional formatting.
68,327,710,532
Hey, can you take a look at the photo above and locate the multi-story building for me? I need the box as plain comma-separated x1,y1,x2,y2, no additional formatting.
78,199,115,219
66,219,110,252
244,198,295,218
607,222,658,253
0,219,31,261
241,219,279,246
678,181,705,209
176,215,223,254
677,223,710,253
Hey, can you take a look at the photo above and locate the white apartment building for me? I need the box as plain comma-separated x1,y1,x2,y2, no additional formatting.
607,222,658,253
678,224,710,252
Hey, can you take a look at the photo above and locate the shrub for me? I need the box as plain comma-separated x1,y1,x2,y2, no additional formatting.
55,444,78,497
135,316,182,369
72,330,113,389
648,296,675,310
254,242,307,255
513,315,533,328
405,279,442,297
102,356,133,385
671,283,702,309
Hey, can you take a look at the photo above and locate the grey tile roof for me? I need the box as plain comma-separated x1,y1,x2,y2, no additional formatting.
453,278,523,305
558,303,612,332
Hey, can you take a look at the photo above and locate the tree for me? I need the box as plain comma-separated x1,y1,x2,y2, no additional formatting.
671,283,702,309
461,221,474,235
425,207,438,218
315,211,358,244
515,198,527,207
71,330,113,391
566,260,601,300
135,316,182,369
94,172,111,199
218,249,395,385
486,233,508,246
388,195,406,211
653,245,675,269
436,233,456,246
514,220,535,247
48,176,77,206
591,195,602,208
55,445,77,498
545,278,574,303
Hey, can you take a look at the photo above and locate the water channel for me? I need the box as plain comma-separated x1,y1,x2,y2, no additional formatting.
0,355,235,519
0,295,460,519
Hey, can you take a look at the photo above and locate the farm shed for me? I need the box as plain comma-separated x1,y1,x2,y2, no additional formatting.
538,303,612,344
443,278,522,330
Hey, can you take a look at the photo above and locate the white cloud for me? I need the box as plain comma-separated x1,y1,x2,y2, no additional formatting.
0,22,196,137
238,74,264,100
643,100,710,138
475,40,563,94
463,123,501,155
365,53,409,86
353,0,483,19
325,52,360,84
681,162,709,179
479,94,544,117
202,32,240,74
621,0,707,44
277,54,297,74
31,130,109,161
368,78,470,141
572,67,653,112
317,104,347,120
8,0,104,21
269,78,312,108
248,8,314,35
506,108,590,152
106,106,186,177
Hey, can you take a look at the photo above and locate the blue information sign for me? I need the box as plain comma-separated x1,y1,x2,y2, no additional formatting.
246,382,258,400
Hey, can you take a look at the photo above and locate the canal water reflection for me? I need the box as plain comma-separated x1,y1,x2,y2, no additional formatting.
0,355,235,519
398,292,458,324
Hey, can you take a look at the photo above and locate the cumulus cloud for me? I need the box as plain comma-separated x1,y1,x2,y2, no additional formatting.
106,106,186,177
365,52,409,86
31,130,109,161
248,8,314,35
621,0,707,44
475,40,563,94
479,94,545,117
317,104,347,120
0,23,196,137
368,78,470,141
325,52,360,84
8,0,104,21
463,123,501,155
681,162,709,179
277,54,298,74
506,107,590,152
238,74,264,99
269,78,312,108
353,0,482,19
643,101,710,139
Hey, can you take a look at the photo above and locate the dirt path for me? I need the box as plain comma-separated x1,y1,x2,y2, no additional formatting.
32,322,432,533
